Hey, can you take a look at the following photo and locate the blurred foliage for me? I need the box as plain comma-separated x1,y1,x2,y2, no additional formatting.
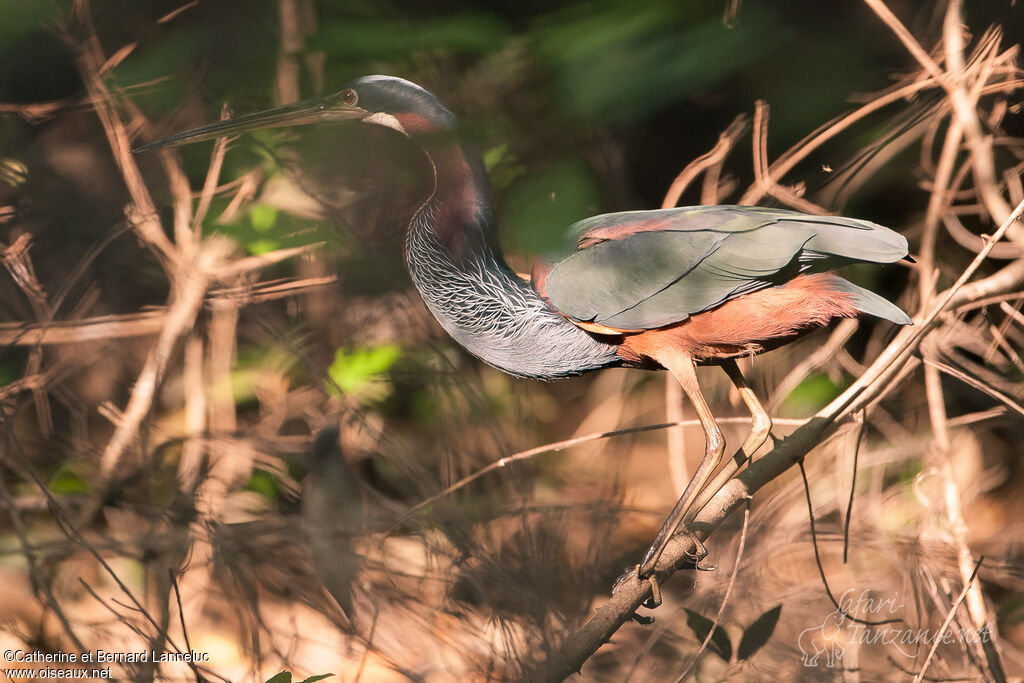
499,160,600,255
246,468,281,502
535,2,787,123
312,11,511,58
327,344,402,401
47,462,92,496
781,372,849,416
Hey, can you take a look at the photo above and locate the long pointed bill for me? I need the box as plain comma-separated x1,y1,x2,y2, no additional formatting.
133,93,370,153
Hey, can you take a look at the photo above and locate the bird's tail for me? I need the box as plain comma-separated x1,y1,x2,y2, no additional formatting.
831,276,913,325
783,215,910,264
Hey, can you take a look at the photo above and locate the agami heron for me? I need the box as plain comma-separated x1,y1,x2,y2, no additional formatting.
136,75,912,594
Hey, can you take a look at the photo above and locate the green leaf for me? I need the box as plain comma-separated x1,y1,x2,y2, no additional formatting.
247,238,281,254
48,464,91,496
683,608,732,662
250,204,278,232
212,201,330,255
782,372,847,416
483,143,509,171
246,469,279,501
297,675,334,683
327,345,402,399
264,673,291,683
483,144,527,190
737,604,782,660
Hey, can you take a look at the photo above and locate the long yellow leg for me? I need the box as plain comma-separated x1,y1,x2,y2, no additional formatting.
686,359,773,522
638,351,725,577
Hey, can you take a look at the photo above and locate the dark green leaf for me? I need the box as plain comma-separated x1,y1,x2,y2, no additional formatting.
264,673,291,683
737,604,782,660
683,608,732,662
297,675,334,683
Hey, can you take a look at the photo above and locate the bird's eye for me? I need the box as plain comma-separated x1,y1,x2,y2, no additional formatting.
340,89,358,106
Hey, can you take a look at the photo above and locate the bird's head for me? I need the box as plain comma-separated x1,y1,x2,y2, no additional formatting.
133,75,455,153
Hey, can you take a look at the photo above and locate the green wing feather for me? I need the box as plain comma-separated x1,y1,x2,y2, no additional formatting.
544,206,909,330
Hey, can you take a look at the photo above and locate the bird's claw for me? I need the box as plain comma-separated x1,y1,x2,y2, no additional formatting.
612,565,663,613
642,571,662,609
613,531,710,620
676,534,717,571
683,534,709,563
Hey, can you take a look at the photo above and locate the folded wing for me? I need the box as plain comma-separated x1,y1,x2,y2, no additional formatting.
544,206,910,331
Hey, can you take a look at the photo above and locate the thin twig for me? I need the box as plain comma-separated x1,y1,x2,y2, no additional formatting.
913,557,985,683
0,310,168,345
821,196,1024,422
0,277,335,345
661,115,748,209
841,410,867,563
0,406,232,680
0,449,86,652
740,77,938,205
395,416,805,532
674,498,752,682
924,358,1024,417
71,0,177,264
767,319,859,412
798,460,899,626
191,108,231,233
170,572,204,682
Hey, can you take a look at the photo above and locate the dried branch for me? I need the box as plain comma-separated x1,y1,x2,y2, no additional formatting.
71,0,177,264
0,310,167,345
99,240,232,477
913,557,985,683
0,277,336,345
661,114,748,209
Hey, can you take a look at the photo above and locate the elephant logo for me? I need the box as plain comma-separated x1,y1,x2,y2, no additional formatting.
798,610,847,667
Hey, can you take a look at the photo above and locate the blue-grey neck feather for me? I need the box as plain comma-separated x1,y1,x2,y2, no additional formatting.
405,148,621,379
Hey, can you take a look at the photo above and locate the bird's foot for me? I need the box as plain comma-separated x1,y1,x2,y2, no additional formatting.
613,528,711,617
642,571,662,609
612,564,662,614
683,533,709,562
630,564,663,609
677,533,719,571
612,564,662,605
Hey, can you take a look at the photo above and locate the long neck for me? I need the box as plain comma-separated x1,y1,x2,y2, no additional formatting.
405,139,620,379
